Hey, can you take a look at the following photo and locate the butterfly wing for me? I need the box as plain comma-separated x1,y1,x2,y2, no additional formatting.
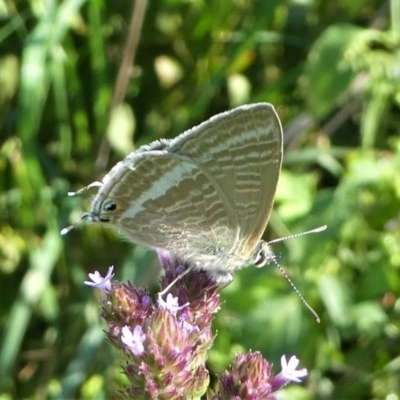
167,103,283,255
89,148,239,262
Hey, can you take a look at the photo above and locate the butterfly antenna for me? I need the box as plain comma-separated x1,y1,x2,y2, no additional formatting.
159,263,196,296
60,213,92,235
67,181,103,197
268,225,327,245
61,182,103,235
267,225,325,322
270,255,321,322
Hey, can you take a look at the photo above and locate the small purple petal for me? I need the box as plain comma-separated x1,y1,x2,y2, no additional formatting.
157,249,171,268
121,325,146,356
281,355,308,382
142,294,152,308
158,293,189,314
271,355,308,389
181,319,200,334
84,265,115,292
175,265,185,275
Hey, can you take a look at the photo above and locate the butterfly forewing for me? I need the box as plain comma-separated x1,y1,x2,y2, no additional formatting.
96,152,237,260
167,103,283,256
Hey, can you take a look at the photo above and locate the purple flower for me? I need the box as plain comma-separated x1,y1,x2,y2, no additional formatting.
181,317,200,335
215,351,273,399
84,265,115,292
271,355,308,390
100,254,219,398
212,352,308,399
121,325,146,356
281,355,308,382
157,293,189,314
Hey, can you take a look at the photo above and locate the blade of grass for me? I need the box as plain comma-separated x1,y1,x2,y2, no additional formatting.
0,230,62,389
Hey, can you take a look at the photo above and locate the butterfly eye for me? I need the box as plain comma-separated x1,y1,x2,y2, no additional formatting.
103,201,117,212
254,249,268,267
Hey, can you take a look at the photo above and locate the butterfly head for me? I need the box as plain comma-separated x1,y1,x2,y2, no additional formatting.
252,240,275,268
89,199,119,223
60,177,126,235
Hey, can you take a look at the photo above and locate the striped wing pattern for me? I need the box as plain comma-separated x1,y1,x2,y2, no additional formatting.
89,103,282,271
168,104,282,254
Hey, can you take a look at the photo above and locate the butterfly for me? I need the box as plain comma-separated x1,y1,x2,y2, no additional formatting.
64,103,283,284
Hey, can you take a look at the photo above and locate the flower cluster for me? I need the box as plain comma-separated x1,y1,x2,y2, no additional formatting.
209,352,308,399
85,252,308,399
86,252,219,399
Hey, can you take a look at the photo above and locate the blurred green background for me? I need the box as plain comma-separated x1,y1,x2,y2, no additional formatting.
1,0,400,398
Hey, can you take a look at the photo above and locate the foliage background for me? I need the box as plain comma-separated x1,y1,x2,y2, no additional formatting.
1,0,400,398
